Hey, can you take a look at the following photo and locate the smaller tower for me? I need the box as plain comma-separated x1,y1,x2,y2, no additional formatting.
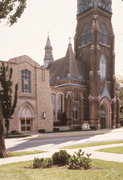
44,34,54,68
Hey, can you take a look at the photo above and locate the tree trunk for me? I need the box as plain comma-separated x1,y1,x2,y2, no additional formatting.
0,118,7,158
5,118,9,138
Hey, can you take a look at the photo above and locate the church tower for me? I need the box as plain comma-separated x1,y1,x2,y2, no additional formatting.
44,35,54,68
74,0,120,129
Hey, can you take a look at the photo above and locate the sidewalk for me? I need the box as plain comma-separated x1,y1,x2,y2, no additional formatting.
0,128,123,165
0,143,123,165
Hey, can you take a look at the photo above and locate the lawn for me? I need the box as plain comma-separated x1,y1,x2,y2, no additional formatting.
0,159,123,180
63,140,123,149
97,146,123,154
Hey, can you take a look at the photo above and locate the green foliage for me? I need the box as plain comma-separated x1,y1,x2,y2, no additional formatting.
0,0,27,25
68,149,92,170
52,150,70,166
33,158,43,168
33,157,52,168
43,158,53,168
119,87,123,106
0,63,18,134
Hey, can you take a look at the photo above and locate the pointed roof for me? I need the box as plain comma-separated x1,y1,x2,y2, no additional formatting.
44,35,54,68
65,42,80,78
49,42,87,86
100,84,111,100
45,35,52,50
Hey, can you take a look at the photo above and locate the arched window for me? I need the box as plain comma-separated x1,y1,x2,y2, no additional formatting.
51,93,56,115
100,55,106,80
100,104,107,129
100,104,106,117
99,23,109,45
21,69,31,93
81,24,91,46
72,106,79,120
57,94,63,120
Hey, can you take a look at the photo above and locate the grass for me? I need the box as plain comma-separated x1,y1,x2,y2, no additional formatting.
63,140,123,149
0,159,123,180
97,146,123,154
7,150,45,157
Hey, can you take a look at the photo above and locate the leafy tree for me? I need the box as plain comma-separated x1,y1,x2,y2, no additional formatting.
0,63,18,136
0,0,27,25
0,0,26,158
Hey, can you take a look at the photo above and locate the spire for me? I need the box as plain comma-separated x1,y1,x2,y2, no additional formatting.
65,39,80,78
44,34,54,68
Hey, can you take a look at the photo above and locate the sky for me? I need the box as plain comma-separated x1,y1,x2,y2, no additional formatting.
0,0,123,76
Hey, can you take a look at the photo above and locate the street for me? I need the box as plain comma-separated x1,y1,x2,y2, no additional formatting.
6,128,123,152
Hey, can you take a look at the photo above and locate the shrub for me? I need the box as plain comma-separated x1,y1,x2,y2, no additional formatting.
120,119,123,126
38,129,45,133
10,130,21,135
33,158,43,168
33,157,52,168
68,149,92,170
42,158,53,168
52,150,70,166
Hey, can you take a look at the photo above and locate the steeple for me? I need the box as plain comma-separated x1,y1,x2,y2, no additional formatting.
77,0,112,16
44,34,54,68
65,39,80,78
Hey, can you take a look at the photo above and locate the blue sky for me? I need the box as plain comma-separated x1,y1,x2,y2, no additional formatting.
0,0,123,76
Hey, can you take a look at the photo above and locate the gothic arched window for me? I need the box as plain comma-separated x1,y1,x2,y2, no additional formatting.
21,69,31,93
100,55,106,80
99,23,109,45
72,106,79,120
81,24,91,46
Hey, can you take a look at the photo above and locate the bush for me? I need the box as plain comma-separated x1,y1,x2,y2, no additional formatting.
10,130,21,135
33,158,43,168
38,129,45,133
33,157,52,168
43,158,53,168
53,128,59,132
52,150,70,166
68,149,92,170
120,119,123,126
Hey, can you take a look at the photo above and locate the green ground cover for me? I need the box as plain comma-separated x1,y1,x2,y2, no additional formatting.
7,150,45,157
63,140,123,149
0,159,123,180
97,146,123,154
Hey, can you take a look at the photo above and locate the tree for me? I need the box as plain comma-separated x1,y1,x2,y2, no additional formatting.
0,0,27,25
0,63,18,136
0,101,6,158
0,0,26,158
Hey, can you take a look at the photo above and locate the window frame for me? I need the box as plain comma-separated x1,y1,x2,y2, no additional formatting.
100,55,107,80
80,23,91,46
21,69,31,93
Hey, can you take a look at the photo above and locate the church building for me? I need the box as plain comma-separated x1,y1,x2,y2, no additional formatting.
44,0,120,130
1,0,120,134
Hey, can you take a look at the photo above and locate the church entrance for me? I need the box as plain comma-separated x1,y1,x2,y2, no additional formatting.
100,104,107,129
99,98,112,129
19,105,34,133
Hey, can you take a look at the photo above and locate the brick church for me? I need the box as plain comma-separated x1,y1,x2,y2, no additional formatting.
44,0,120,130
1,0,120,134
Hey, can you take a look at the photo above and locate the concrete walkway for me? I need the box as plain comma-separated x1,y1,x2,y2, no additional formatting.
0,128,123,165
0,143,123,165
